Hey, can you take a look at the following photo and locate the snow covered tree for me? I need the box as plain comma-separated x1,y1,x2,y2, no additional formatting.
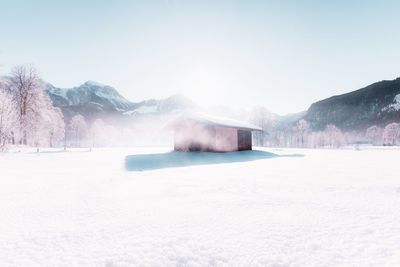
383,123,400,146
25,93,65,148
6,65,66,149
324,124,345,148
121,127,135,146
294,119,311,147
69,115,88,147
104,125,119,146
278,124,295,147
307,131,324,148
365,125,383,146
343,131,360,146
250,106,273,146
90,118,105,147
0,78,7,91
7,65,50,145
46,107,65,147
0,88,17,149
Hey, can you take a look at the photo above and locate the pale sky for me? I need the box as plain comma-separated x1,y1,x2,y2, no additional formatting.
1,0,399,115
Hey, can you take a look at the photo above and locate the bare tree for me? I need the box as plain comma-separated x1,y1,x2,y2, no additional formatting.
249,106,273,146
90,118,105,147
383,123,400,146
0,86,17,149
104,125,119,146
46,107,65,147
309,131,325,148
69,115,88,147
8,65,45,145
122,127,135,146
366,125,383,146
294,119,311,147
324,124,345,148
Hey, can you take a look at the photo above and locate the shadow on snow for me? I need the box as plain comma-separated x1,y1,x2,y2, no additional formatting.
125,150,303,171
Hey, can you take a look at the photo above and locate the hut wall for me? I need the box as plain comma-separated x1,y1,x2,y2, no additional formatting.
215,127,238,152
174,122,216,151
173,121,254,152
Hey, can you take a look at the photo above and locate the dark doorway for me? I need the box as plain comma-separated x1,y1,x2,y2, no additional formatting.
237,130,252,151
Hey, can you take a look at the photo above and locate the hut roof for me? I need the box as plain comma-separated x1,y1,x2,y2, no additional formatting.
170,112,262,131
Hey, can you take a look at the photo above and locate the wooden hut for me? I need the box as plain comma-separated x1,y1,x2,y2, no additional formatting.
170,113,262,152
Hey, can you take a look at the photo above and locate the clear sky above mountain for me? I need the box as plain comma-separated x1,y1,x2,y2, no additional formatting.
1,0,399,114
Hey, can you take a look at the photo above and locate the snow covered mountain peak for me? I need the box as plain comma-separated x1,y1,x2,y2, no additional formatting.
45,81,198,121
46,82,134,119
82,80,105,87
382,93,400,112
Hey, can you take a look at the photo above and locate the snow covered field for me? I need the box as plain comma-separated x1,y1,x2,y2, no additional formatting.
1,147,400,267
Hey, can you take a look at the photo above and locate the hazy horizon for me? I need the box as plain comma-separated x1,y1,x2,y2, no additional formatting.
1,0,400,114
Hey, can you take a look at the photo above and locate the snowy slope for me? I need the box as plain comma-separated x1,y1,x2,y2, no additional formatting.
46,81,134,113
123,104,158,115
46,82,197,121
1,147,400,266
304,78,400,130
382,93,400,112
123,94,198,116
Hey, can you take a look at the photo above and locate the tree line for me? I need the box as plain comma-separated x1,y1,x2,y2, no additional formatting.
0,65,135,151
0,65,64,149
2,65,399,150
250,107,400,148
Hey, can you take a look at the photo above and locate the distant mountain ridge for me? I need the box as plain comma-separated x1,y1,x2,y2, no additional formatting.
45,81,197,121
304,78,400,130
44,77,400,130
46,81,133,114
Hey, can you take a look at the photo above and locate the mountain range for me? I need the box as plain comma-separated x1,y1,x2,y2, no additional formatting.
304,78,400,130
46,81,197,122
45,77,400,131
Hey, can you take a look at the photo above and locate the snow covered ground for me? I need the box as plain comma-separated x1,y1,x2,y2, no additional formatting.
1,147,400,267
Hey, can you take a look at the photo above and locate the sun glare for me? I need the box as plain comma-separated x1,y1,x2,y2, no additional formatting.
179,63,227,108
